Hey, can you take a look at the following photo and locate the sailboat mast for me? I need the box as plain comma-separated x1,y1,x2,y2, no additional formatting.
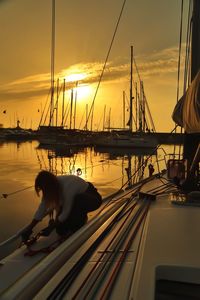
85,104,88,131
129,46,133,132
61,78,66,127
49,0,56,126
135,82,138,131
103,105,106,131
123,91,125,129
74,81,78,129
191,0,200,80
70,89,74,130
109,108,111,130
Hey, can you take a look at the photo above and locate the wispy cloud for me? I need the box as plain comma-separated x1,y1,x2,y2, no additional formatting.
0,45,183,102
136,46,184,78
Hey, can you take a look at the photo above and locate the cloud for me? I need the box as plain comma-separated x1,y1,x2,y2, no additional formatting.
0,0,12,5
0,45,183,103
135,46,184,78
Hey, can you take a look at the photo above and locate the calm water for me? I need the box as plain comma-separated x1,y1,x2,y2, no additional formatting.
0,140,176,243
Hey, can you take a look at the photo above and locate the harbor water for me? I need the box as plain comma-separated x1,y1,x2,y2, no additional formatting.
0,140,178,243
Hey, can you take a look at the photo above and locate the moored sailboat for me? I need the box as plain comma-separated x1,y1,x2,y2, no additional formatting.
94,46,158,150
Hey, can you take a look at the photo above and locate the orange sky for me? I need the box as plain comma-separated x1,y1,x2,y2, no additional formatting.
0,0,190,132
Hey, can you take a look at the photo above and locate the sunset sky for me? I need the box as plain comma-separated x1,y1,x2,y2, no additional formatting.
0,0,190,132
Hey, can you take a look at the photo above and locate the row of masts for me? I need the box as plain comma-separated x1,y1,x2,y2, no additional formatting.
44,0,155,133
40,47,155,133
39,77,155,133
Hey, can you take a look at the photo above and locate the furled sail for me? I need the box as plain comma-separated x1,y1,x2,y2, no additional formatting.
172,69,200,133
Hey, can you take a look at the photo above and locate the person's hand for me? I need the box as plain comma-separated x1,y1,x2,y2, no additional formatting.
21,227,33,242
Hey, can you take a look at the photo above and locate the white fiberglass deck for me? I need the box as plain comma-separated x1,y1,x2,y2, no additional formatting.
0,175,200,300
131,190,200,300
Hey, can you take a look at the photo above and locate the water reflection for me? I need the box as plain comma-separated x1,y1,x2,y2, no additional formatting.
36,143,158,191
0,141,159,242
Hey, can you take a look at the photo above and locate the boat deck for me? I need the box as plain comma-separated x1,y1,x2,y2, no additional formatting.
132,189,200,300
0,175,200,299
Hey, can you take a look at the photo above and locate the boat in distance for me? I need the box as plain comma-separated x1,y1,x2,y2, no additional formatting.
94,132,158,149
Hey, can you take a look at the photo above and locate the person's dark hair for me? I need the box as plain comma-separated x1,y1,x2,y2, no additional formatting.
35,170,60,210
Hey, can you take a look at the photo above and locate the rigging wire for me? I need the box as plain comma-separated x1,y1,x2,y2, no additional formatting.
176,0,184,106
173,1,192,159
84,0,128,131
133,57,156,132
183,0,192,93
173,0,184,158
38,88,51,128
178,0,192,160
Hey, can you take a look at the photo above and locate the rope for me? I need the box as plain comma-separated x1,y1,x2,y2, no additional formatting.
1,185,33,200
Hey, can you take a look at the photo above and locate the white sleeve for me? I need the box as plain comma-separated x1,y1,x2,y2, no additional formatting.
34,197,47,221
58,190,73,222
57,175,88,223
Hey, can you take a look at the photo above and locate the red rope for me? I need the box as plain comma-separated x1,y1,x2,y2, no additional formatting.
71,201,138,299
99,203,150,299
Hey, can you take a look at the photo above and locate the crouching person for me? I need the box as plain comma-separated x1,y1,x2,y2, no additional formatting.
21,170,102,241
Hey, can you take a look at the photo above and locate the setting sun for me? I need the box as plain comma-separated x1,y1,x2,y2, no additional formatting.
65,73,86,83
75,84,91,101
63,73,92,101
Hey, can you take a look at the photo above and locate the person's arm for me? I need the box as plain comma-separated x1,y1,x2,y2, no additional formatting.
33,197,47,221
21,219,39,241
21,197,47,241
26,218,39,230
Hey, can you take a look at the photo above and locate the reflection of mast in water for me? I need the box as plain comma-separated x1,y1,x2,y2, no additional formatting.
125,155,132,187
35,149,43,170
68,154,77,174
125,154,147,187
121,156,126,187
84,148,89,178
36,148,48,171
60,156,64,175
47,150,54,173
137,155,146,181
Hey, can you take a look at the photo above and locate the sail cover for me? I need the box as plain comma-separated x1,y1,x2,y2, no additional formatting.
172,70,200,133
